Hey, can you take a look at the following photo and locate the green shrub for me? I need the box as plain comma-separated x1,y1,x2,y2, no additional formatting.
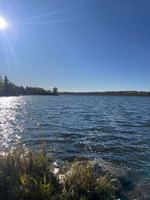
0,144,116,200
0,143,60,200
62,161,115,200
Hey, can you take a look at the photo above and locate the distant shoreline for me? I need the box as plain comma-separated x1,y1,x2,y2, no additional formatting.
59,91,150,96
1,92,150,97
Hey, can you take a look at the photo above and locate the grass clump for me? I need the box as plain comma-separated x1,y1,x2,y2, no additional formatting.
62,161,115,200
0,144,116,200
0,144,60,200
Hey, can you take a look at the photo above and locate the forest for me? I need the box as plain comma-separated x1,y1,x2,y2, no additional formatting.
0,74,58,96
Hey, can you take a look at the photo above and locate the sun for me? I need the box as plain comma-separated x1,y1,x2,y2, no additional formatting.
0,17,7,29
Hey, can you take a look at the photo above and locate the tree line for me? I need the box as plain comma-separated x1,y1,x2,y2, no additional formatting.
0,74,58,96
60,91,150,96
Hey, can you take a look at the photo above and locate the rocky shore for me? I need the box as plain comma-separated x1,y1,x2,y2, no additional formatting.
53,160,149,200
0,145,149,200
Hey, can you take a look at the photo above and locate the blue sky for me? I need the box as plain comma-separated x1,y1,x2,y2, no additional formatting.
0,0,150,92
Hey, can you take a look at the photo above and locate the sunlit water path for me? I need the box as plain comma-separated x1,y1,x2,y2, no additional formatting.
0,95,150,197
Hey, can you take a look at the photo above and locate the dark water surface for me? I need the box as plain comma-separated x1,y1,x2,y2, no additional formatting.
0,95,150,197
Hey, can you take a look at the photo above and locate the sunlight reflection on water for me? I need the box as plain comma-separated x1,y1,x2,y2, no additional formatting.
0,97,25,147
0,95,150,197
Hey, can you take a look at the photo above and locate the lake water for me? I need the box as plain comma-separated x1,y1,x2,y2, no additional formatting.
0,95,150,197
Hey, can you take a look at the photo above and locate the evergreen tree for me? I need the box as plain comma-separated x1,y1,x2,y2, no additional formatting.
52,87,58,95
0,73,3,95
3,75,10,96
0,74,58,96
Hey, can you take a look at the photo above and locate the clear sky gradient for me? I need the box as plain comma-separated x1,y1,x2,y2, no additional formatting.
0,0,150,92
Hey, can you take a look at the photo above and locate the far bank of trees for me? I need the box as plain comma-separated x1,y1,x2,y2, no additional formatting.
0,74,58,96
60,91,150,96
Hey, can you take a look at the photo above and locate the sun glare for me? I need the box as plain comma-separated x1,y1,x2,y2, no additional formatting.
0,17,7,29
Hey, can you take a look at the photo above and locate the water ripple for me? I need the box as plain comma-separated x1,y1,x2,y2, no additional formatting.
0,95,150,196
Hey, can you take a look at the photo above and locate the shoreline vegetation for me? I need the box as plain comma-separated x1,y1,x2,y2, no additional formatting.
59,91,150,96
0,74,58,96
1,74,150,97
0,144,134,200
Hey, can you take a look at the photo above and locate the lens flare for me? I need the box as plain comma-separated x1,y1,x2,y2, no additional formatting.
0,17,7,29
